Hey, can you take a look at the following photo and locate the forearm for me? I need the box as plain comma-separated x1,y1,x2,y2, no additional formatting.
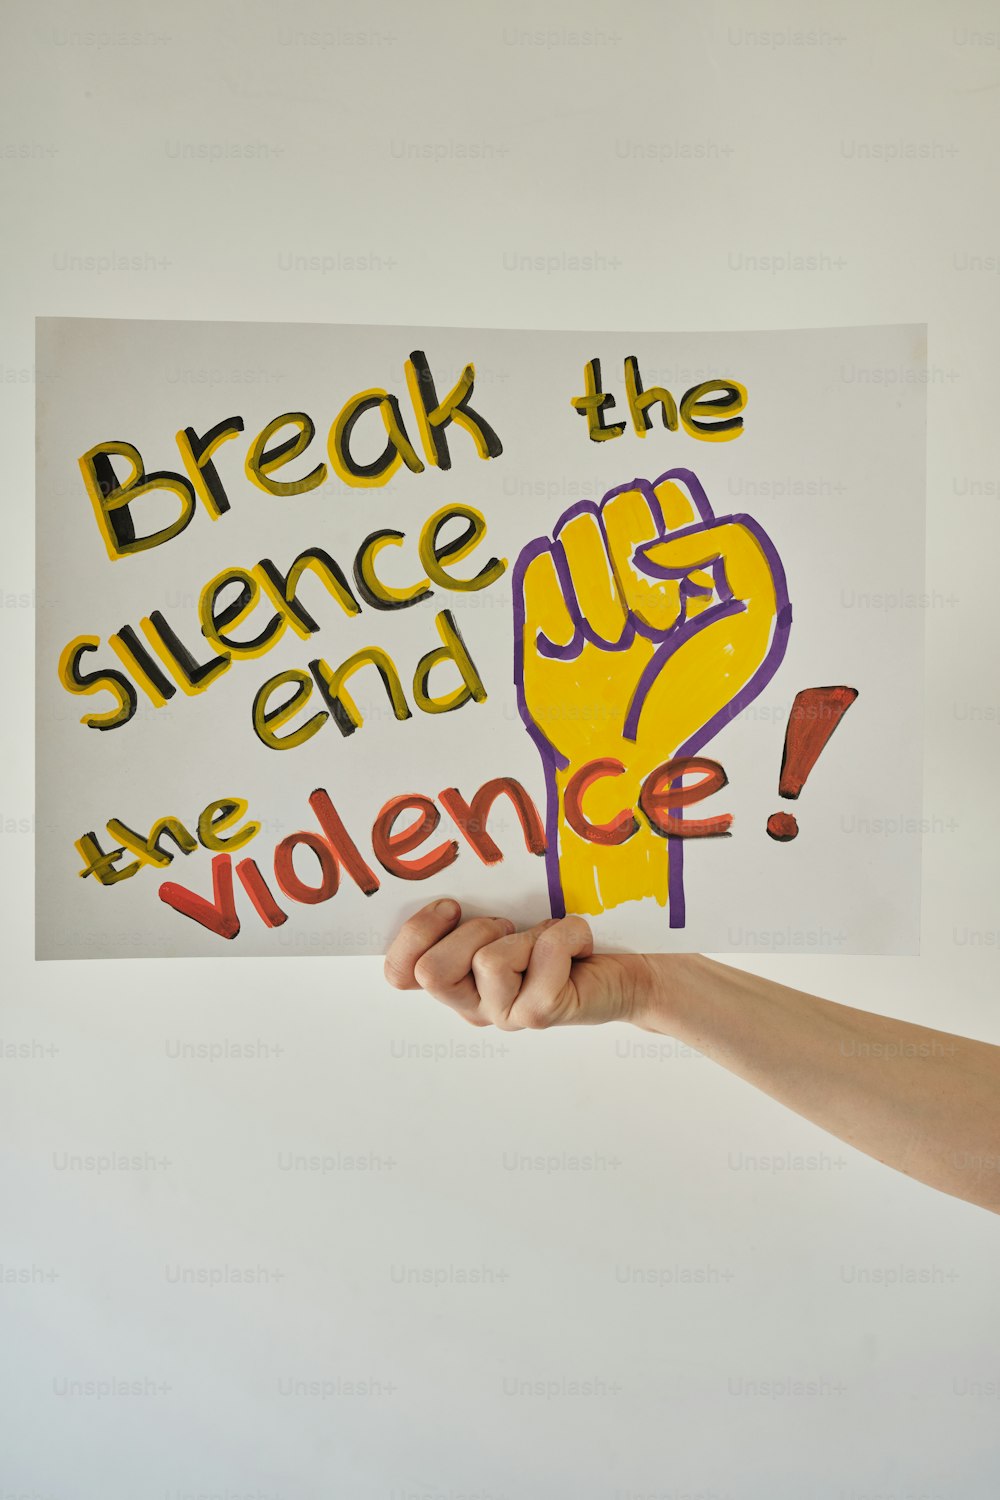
637,955,1000,1214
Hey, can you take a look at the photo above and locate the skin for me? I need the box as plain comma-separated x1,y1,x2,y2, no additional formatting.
385,902,1000,1216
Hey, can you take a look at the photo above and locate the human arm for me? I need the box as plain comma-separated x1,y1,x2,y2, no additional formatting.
384,901,1000,1215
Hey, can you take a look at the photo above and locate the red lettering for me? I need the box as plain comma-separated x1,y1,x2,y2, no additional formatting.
274,831,340,904
563,759,638,846
236,857,288,927
638,756,731,838
438,777,547,864
158,853,240,938
308,787,380,894
371,795,459,880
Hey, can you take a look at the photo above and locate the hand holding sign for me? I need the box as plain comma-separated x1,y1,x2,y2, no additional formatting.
384,901,640,1031
513,469,791,923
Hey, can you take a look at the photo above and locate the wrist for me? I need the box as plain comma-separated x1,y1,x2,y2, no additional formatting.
625,951,709,1038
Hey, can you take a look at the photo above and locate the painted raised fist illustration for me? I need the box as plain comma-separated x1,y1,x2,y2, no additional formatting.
513,469,791,924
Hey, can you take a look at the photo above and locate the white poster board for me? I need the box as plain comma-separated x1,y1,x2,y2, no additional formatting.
35,318,925,958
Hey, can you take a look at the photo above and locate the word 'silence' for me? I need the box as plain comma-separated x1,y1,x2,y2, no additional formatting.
58,504,505,739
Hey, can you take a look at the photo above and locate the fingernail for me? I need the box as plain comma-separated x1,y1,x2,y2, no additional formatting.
434,899,459,920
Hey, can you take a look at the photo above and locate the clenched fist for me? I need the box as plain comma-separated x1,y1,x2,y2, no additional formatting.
384,899,665,1030
512,468,790,923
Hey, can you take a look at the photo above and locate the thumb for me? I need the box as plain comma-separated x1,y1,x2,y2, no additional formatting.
637,518,781,607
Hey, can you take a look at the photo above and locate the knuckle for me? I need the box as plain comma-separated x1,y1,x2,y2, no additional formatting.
412,955,443,991
471,946,504,980
479,998,513,1031
532,929,561,960
383,953,413,990
539,915,587,953
516,1002,552,1031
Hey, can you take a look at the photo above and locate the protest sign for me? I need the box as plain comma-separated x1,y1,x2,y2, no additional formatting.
35,318,925,958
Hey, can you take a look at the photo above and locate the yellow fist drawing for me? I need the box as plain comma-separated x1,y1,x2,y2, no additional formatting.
512,469,791,925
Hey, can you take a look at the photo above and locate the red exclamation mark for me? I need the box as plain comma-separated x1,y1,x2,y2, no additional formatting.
766,686,859,842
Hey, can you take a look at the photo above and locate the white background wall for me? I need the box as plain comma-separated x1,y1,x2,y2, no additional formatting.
3,1,999,1495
